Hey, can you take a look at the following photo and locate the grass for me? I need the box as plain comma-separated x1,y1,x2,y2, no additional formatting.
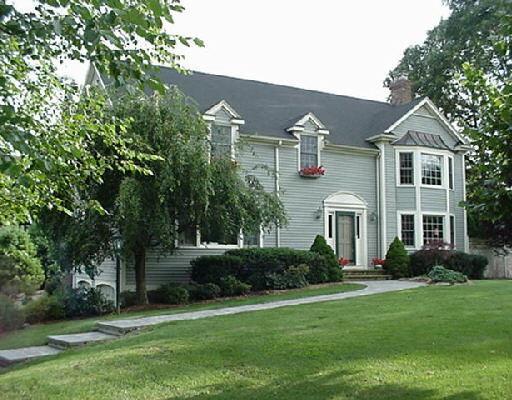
1,281,511,399
0,282,364,350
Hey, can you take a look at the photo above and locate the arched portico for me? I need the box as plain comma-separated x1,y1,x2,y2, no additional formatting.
323,191,368,268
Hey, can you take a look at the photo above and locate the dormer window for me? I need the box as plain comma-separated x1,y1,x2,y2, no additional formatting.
203,99,245,161
211,124,232,158
300,135,318,168
287,112,329,177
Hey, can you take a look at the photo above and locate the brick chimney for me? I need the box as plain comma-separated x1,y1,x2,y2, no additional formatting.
389,76,413,105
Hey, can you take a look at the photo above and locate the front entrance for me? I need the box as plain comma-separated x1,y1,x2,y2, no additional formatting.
335,212,356,264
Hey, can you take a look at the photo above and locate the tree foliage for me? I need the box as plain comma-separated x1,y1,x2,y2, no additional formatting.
387,0,512,246
0,226,44,296
1,0,202,223
459,14,512,246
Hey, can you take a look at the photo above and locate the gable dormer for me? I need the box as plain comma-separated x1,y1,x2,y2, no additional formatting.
287,113,329,176
203,100,244,159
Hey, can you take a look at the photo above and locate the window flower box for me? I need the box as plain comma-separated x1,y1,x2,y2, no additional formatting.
299,166,326,178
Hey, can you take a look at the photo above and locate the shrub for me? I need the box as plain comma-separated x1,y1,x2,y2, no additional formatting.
120,291,138,308
445,252,488,279
155,284,189,305
385,237,410,278
24,295,66,324
411,249,488,279
267,264,310,290
310,235,342,281
428,265,467,284
0,226,44,296
63,287,114,318
191,255,243,285
218,275,251,296
0,294,25,333
188,282,221,301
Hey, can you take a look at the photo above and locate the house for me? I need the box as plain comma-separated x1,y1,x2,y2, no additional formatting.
75,65,471,294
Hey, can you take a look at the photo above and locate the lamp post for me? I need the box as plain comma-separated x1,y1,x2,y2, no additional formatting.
112,230,122,314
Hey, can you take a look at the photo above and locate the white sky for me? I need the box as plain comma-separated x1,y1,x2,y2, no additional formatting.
57,0,450,101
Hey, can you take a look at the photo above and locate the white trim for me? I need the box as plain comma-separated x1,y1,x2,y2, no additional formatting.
287,112,330,135
377,142,387,257
84,62,106,89
462,153,469,252
204,99,243,121
384,97,468,145
323,143,379,156
396,210,453,250
323,192,368,268
275,144,281,248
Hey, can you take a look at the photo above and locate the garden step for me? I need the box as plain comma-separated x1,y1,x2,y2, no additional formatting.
344,274,392,281
0,346,62,366
47,331,118,349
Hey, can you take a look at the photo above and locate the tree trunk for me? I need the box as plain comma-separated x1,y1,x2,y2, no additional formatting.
134,246,148,305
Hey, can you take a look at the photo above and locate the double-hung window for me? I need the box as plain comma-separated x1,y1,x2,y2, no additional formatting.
400,214,415,247
300,135,318,168
211,124,232,158
399,152,414,185
423,215,444,244
421,154,443,186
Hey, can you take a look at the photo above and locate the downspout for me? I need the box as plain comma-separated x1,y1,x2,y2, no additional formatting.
275,142,281,247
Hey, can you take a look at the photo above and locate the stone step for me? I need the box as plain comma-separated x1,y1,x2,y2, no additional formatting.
344,274,392,281
47,331,118,349
344,269,387,275
96,319,155,336
0,346,62,366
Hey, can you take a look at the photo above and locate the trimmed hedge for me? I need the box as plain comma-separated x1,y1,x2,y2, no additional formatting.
191,247,342,291
410,250,488,279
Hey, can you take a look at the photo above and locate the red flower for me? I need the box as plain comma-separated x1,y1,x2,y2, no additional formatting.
338,257,349,266
372,258,386,266
300,165,326,176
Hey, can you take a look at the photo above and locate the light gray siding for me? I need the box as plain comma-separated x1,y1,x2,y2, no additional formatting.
124,248,225,289
392,105,458,148
279,145,379,266
396,187,416,210
421,188,446,212
452,154,466,250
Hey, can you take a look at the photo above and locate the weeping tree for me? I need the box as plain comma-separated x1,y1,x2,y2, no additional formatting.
114,89,287,304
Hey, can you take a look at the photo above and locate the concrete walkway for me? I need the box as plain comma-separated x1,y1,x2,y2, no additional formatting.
0,280,425,366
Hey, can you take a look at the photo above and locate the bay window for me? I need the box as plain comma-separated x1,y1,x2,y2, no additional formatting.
423,215,444,244
421,154,442,186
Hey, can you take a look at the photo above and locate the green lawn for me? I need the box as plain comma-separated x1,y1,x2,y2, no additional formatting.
1,281,511,400
0,282,364,350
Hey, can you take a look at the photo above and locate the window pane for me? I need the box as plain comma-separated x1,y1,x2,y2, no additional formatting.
399,152,414,185
300,136,318,168
401,214,415,247
178,225,197,246
243,229,260,248
448,157,454,190
423,215,444,245
421,154,442,186
211,124,232,158
450,215,455,246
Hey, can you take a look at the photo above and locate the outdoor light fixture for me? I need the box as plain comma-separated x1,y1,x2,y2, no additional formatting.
369,211,378,223
112,229,122,314
314,206,323,220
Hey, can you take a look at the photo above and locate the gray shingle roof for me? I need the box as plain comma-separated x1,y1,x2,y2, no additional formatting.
107,67,424,149
393,130,451,150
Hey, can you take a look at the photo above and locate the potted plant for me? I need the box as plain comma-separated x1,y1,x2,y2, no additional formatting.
299,165,326,178
372,257,386,270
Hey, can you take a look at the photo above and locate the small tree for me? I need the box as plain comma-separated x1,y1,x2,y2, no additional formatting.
384,237,410,279
309,235,343,281
0,226,44,296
